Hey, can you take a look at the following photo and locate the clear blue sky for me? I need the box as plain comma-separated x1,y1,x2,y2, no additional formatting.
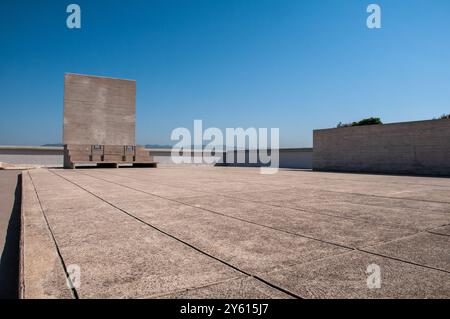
1,0,449,147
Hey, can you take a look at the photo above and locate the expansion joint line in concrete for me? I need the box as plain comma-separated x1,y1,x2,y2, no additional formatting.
426,223,450,238
186,178,450,223
163,168,450,207
71,170,450,276
309,187,450,206
145,276,244,299
74,170,355,251
133,167,450,205
27,172,79,299
297,173,450,190
215,193,417,232
357,249,450,275
356,220,450,254
427,231,450,238
76,170,450,265
271,167,431,188
49,170,302,299
78,170,438,258
92,169,425,232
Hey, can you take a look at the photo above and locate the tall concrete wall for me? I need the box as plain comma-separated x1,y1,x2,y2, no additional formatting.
63,74,136,145
313,119,450,176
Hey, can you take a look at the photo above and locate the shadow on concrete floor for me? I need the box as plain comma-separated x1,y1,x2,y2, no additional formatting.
0,174,21,299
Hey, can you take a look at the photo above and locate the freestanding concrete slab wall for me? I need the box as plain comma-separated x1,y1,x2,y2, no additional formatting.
63,73,136,146
313,119,450,176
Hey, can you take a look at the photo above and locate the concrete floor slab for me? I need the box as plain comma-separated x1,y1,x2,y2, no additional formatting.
287,178,450,203
269,198,450,231
21,167,450,298
430,225,450,236
157,277,294,299
45,171,350,274
50,172,352,272
173,195,415,248
364,233,450,272
27,170,245,298
56,170,422,248
130,206,349,274
223,188,450,231
258,251,450,299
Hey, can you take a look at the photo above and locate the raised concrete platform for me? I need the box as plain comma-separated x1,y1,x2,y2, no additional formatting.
21,167,450,298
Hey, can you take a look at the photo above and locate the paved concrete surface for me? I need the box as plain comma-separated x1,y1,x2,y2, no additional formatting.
0,170,21,298
21,167,450,298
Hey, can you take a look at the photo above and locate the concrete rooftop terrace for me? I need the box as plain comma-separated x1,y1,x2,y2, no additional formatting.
21,167,450,299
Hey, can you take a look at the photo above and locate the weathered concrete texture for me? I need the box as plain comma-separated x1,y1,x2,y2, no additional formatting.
313,119,450,175
157,277,293,299
430,225,450,236
20,172,73,299
223,189,450,231
364,233,450,272
63,74,136,146
26,170,243,298
40,171,349,275
174,194,416,248
22,167,450,298
258,251,450,299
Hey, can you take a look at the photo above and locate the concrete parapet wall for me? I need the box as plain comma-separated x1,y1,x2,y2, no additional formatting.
313,119,450,176
0,147,313,169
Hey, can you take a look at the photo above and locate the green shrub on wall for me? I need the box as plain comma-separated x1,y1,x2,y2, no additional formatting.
337,117,382,128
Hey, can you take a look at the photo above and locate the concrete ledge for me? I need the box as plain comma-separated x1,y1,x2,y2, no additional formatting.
20,172,73,299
